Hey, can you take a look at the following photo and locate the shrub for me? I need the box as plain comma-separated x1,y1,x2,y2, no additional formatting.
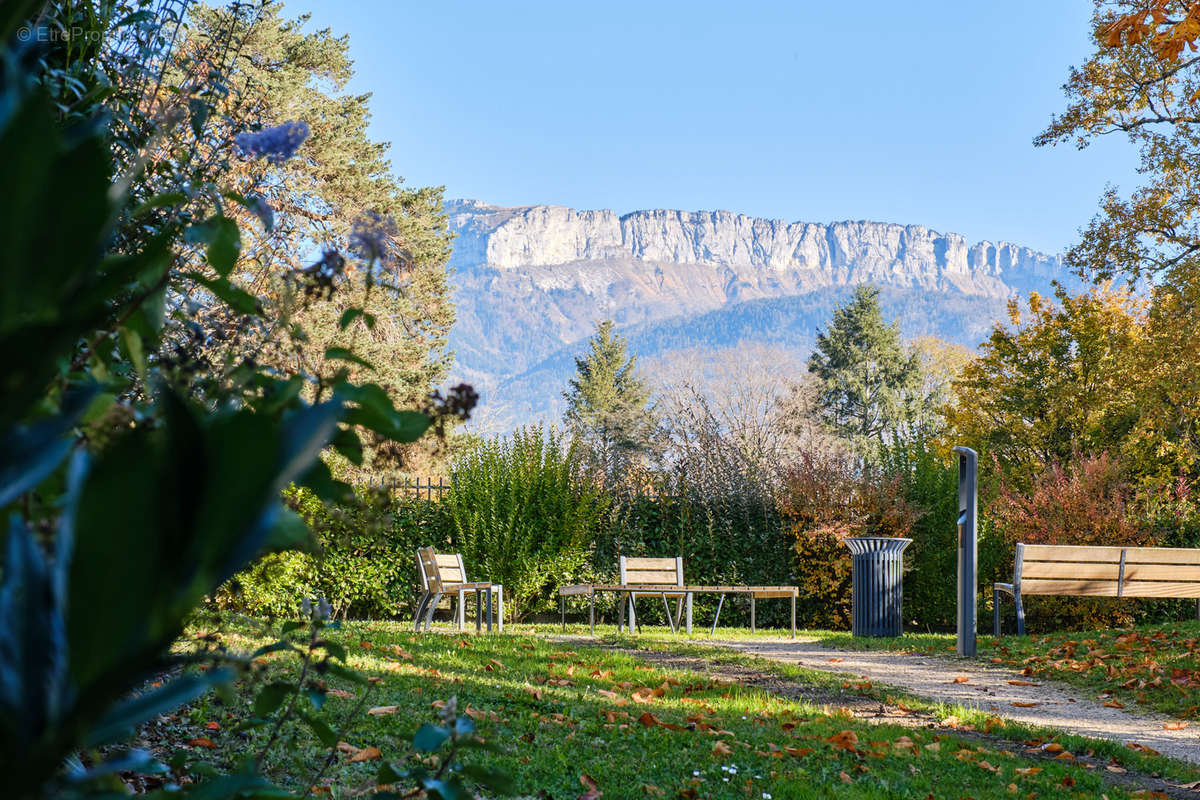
445,426,608,620
602,487,793,628
218,487,454,619
781,451,918,629
878,440,961,631
988,451,1153,630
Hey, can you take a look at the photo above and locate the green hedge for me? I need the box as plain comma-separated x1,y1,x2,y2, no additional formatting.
216,486,453,619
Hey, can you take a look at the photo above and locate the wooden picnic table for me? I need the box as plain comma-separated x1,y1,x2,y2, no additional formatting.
559,583,798,638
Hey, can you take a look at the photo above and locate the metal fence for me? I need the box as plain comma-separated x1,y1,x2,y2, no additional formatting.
366,475,451,500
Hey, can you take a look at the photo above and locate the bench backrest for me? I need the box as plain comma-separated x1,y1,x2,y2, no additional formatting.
619,556,684,587
416,547,467,593
1018,543,1200,598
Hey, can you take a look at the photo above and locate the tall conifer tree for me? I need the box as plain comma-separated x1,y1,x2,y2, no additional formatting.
563,320,653,476
807,285,922,451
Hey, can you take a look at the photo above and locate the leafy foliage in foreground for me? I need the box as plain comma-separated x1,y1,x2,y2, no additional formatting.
170,620,1151,799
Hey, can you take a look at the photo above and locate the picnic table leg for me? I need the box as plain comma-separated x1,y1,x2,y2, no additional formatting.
497,586,504,632
560,594,566,632
629,593,637,633
790,592,796,639
475,589,482,633
710,593,725,636
486,589,493,633
618,592,625,633
750,595,756,633
589,591,595,635
685,592,693,635
456,589,466,631
661,592,677,633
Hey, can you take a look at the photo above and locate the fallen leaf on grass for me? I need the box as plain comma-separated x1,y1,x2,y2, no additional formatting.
1014,767,1041,777
205,721,220,730
579,773,601,800
328,689,354,699
639,712,662,728
1163,721,1189,730
839,771,852,783
1011,702,1040,708
712,741,732,758
367,706,400,716
187,738,216,749
349,746,381,763
1104,700,1125,708
826,730,859,752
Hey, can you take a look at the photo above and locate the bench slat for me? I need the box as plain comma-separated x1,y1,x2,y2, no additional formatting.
1021,579,1120,597
1123,563,1200,582
1022,545,1124,563
1121,581,1200,598
1123,548,1200,566
1022,562,1120,580
623,557,680,570
622,570,681,585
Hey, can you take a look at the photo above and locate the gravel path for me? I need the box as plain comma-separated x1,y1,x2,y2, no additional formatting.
707,637,1200,766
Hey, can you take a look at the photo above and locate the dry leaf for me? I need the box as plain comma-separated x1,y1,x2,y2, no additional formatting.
712,740,732,758
187,737,216,749
349,746,382,763
952,676,970,684
367,705,400,716
1164,721,1189,730
1006,680,1039,686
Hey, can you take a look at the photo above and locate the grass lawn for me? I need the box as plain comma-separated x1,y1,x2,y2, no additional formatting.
158,618,1187,799
787,619,1200,720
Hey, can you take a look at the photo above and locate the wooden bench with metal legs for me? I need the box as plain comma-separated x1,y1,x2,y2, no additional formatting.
559,555,798,638
994,543,1200,636
414,547,504,633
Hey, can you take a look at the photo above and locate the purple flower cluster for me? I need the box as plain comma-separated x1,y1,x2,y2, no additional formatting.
234,121,309,164
349,211,397,263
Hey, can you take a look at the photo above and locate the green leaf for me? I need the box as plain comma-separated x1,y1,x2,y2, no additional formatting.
119,326,146,385
412,723,450,752
187,98,209,138
87,670,233,747
459,764,517,793
324,347,374,370
207,217,241,277
129,192,186,219
315,639,346,662
324,661,367,685
298,710,337,746
184,271,260,315
253,682,292,716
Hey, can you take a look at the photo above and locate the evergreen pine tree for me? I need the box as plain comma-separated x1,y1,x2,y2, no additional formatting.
563,320,653,475
807,285,923,450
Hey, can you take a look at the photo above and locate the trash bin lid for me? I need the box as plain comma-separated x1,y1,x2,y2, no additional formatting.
841,536,912,555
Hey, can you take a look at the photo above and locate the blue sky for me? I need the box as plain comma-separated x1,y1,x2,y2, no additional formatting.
286,1,1138,255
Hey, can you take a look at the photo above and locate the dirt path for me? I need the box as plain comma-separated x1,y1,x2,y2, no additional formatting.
704,637,1200,767
627,648,1200,800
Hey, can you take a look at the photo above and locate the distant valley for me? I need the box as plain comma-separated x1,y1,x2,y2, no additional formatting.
443,200,1071,432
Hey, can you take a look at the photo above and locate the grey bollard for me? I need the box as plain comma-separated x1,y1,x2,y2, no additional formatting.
953,446,978,657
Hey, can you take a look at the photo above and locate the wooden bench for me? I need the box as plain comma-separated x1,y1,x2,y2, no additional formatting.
994,543,1200,635
559,555,797,638
414,547,503,633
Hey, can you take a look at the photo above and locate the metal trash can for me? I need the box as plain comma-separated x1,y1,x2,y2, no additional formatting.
843,536,912,637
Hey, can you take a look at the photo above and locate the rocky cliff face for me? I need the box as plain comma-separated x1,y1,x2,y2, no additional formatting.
446,199,1061,297
443,199,1068,432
